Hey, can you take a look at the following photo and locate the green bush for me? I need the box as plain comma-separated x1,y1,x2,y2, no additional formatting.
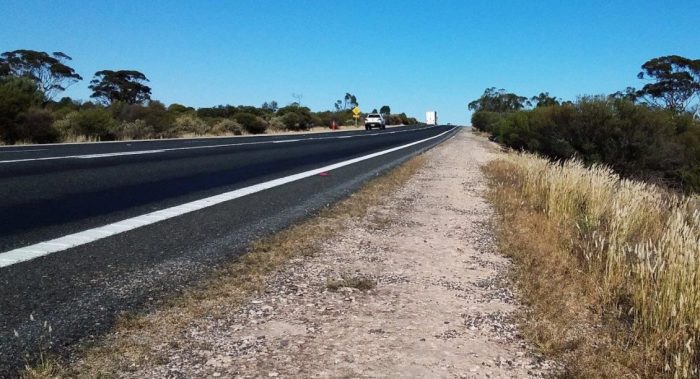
281,112,305,130
0,77,44,144
112,119,155,140
111,101,174,137
15,108,59,143
268,116,286,132
54,108,118,141
472,98,700,193
234,112,268,134
470,111,502,132
276,105,315,130
171,114,207,136
315,110,350,127
210,118,242,135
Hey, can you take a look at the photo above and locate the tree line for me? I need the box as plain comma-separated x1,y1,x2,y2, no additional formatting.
470,55,700,193
0,49,418,144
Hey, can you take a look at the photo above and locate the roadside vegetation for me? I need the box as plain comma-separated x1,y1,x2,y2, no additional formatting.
484,152,700,378
470,55,700,193
476,55,700,377
0,49,418,145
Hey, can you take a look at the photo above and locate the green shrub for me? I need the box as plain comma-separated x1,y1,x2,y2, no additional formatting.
315,110,350,127
0,77,44,144
276,105,315,130
281,112,305,130
210,118,242,135
112,119,155,140
473,98,700,193
15,108,59,143
470,111,501,131
234,112,268,134
172,114,207,136
54,108,118,141
111,101,173,136
268,116,285,132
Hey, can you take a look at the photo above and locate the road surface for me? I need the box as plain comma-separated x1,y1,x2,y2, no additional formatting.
0,125,458,375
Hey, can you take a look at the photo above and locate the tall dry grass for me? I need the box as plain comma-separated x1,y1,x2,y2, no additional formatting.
488,152,700,378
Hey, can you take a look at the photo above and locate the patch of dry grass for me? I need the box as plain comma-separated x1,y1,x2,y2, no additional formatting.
484,153,700,378
20,154,426,378
20,355,61,379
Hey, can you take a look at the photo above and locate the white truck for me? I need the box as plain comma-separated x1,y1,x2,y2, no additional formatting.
426,111,437,126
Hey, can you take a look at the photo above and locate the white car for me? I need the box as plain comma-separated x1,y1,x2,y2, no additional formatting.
364,113,386,130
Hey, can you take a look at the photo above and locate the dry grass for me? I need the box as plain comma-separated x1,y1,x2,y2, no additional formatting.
20,355,61,379
20,154,426,378
484,153,700,378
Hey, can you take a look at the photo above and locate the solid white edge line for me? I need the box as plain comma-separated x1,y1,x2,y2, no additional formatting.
0,127,457,268
0,126,438,164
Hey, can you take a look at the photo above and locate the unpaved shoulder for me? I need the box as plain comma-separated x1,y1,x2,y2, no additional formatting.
128,130,551,378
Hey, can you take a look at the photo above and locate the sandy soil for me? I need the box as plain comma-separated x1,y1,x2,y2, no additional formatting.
125,130,551,378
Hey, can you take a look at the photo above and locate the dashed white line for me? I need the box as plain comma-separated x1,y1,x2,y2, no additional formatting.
0,127,456,268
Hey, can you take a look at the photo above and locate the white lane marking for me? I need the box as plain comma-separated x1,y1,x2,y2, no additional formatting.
0,127,437,164
0,127,456,268
0,149,48,154
76,150,166,159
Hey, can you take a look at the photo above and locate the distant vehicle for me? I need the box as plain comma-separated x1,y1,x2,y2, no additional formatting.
426,111,437,125
364,113,386,130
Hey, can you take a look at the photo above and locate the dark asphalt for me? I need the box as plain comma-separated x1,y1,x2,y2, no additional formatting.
0,125,459,376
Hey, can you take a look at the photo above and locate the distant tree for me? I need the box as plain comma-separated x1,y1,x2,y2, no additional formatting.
167,103,194,115
371,108,378,113
0,50,82,100
88,70,152,105
530,92,559,108
609,87,639,102
380,105,391,115
262,100,278,112
344,92,358,109
637,55,700,113
334,100,343,111
468,87,529,113
292,92,303,105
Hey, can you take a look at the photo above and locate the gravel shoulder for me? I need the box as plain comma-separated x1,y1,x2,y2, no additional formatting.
114,130,551,378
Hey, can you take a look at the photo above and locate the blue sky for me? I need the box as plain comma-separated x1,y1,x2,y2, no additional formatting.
2,1,699,124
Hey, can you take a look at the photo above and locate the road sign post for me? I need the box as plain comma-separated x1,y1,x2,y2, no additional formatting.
352,107,361,127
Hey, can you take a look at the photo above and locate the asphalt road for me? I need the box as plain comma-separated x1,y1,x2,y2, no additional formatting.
0,125,459,375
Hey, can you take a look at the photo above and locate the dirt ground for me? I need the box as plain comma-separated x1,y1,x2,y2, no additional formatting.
122,130,552,378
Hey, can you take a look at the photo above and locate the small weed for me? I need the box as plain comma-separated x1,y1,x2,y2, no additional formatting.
326,275,377,292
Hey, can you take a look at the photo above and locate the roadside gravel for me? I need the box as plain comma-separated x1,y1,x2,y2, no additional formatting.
119,130,553,378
